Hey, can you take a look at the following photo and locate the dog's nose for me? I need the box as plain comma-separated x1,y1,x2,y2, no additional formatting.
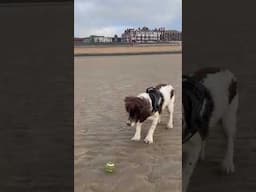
126,122,131,126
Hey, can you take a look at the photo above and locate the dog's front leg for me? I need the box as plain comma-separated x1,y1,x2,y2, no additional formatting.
144,112,159,144
167,96,175,129
182,133,202,192
131,122,142,141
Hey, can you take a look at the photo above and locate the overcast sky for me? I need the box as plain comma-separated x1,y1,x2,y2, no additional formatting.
75,0,182,37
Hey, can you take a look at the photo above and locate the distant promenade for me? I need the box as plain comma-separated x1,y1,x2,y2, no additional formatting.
74,42,182,56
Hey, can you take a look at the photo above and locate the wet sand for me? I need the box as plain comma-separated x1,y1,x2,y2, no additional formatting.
75,54,182,192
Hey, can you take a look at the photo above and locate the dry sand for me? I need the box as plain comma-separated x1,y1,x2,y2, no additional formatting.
75,54,182,192
74,44,182,56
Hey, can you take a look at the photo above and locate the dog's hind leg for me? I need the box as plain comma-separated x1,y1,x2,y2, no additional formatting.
167,95,175,129
221,94,238,174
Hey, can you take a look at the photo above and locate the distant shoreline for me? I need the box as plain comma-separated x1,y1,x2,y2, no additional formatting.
74,43,182,56
75,51,181,57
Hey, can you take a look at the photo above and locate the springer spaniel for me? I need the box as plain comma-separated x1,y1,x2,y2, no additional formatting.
124,84,175,144
182,68,239,192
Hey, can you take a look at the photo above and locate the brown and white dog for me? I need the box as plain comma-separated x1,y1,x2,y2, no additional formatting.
182,68,239,192
124,84,175,144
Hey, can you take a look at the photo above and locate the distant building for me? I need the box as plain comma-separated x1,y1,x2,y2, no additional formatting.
121,28,135,43
121,27,182,43
121,27,161,43
112,34,122,43
74,37,85,45
89,35,112,43
83,37,91,44
159,28,182,41
74,28,182,46
74,35,113,45
74,37,92,45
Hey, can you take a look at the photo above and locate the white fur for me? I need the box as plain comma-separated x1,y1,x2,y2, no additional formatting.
131,122,142,141
131,84,175,144
183,70,238,192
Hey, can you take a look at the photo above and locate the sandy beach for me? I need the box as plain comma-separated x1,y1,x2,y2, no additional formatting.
74,44,182,56
75,54,182,192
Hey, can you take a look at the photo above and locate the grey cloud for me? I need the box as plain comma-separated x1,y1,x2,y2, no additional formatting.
75,0,181,37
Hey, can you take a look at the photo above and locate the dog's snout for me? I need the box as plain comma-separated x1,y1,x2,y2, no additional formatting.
126,122,131,126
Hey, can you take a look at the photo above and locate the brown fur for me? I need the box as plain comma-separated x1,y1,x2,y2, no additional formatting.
124,96,151,123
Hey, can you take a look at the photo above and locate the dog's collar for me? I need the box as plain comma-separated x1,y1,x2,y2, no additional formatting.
146,87,164,113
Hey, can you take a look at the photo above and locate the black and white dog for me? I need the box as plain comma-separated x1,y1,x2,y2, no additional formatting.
182,68,239,192
124,84,175,144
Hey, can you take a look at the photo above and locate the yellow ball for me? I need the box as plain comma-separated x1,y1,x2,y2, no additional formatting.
105,162,115,173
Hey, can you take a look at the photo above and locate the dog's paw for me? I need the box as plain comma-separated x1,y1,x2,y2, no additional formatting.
221,158,235,174
144,136,153,144
166,123,173,129
131,136,141,141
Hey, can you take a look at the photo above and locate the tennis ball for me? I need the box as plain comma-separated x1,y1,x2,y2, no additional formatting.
105,161,115,173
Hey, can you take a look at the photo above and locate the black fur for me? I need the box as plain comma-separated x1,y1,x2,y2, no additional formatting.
182,76,214,143
229,79,237,104
170,89,174,98
146,87,164,114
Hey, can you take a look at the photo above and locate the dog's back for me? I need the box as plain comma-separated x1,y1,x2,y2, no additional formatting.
155,84,175,111
182,68,239,192
190,68,238,126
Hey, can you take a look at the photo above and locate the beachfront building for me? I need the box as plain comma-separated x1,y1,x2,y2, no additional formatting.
112,34,122,43
89,35,112,43
83,37,92,44
74,35,113,45
159,28,182,41
74,37,86,46
121,27,161,43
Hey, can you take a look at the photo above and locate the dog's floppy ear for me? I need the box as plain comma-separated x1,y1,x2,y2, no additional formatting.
124,97,151,122
124,96,131,102
124,96,135,112
124,97,130,112
138,105,151,122
124,96,134,105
